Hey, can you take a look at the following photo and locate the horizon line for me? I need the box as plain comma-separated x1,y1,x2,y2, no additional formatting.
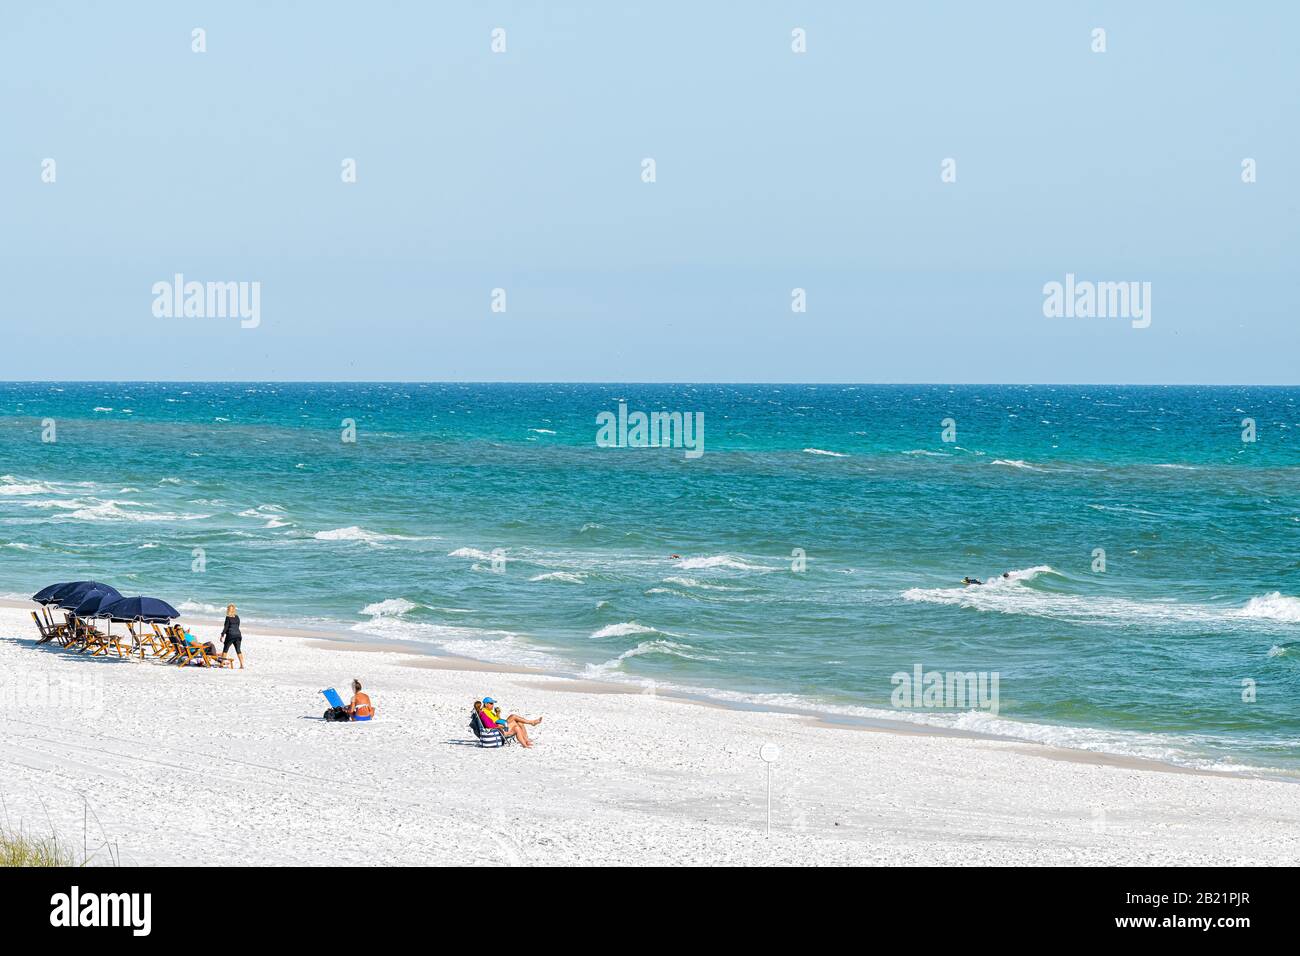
1,380,1297,388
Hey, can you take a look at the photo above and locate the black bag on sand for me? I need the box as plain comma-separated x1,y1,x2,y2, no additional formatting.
323,706,350,721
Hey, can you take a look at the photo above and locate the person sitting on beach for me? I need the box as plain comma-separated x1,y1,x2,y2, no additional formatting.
482,696,542,747
346,679,375,721
473,700,519,742
183,629,218,657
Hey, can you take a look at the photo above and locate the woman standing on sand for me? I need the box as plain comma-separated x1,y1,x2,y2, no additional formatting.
220,604,245,669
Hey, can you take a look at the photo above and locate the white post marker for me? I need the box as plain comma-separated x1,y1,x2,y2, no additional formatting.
759,743,779,836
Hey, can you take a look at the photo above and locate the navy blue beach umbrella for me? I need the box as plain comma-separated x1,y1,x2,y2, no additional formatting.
72,590,119,619
100,596,181,623
54,581,121,610
31,582,70,604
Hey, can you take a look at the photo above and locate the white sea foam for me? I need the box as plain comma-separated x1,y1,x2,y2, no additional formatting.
990,458,1044,471
1236,592,1300,623
361,597,418,617
314,526,418,544
448,547,496,561
584,639,718,676
803,448,848,457
529,428,557,435
348,616,561,669
62,500,202,523
529,572,585,584
675,554,772,573
903,575,1300,632
589,622,665,640
0,482,48,496
177,600,226,614
662,576,742,591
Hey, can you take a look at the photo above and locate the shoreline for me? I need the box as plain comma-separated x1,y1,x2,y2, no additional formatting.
6,596,1284,784
4,601,1299,864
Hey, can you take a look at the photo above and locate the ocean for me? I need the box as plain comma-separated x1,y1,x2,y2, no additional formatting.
2,382,1297,773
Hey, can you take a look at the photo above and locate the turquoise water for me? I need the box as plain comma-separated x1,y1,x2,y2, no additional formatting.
2,383,1298,772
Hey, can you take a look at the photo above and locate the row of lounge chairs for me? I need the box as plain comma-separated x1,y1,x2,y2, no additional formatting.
31,608,230,668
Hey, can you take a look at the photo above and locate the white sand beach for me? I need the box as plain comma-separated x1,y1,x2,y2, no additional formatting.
1,602,1296,866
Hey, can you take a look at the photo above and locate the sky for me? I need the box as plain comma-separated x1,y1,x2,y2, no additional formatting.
1,2,1297,383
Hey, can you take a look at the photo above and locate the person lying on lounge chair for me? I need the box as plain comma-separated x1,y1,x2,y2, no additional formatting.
482,696,541,747
345,679,375,721
184,629,219,658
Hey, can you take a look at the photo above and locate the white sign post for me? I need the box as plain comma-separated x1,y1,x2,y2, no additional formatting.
759,743,779,836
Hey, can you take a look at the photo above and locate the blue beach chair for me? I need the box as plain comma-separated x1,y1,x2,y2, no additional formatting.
321,687,349,721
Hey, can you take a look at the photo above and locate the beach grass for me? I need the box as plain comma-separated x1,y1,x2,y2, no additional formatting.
0,826,76,867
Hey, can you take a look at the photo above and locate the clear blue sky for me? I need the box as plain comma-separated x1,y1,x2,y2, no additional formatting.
2,2,1296,383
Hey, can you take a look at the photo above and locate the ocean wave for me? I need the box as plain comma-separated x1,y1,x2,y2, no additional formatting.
529,572,585,584
177,600,226,614
529,428,557,435
361,597,418,617
990,458,1045,472
584,639,718,676
62,500,203,523
347,616,561,669
675,554,773,573
901,449,946,457
803,448,848,457
1236,592,1300,623
903,576,1300,632
662,576,743,591
0,483,49,496
589,621,673,640
986,565,1057,586
449,547,497,561
314,526,419,545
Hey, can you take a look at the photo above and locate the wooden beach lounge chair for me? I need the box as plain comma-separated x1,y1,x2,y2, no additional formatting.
151,623,181,662
168,625,230,668
32,609,70,645
127,621,167,660
70,618,106,655
86,621,126,658
32,611,59,645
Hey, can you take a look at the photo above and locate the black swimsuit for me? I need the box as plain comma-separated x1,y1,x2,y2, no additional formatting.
221,614,243,654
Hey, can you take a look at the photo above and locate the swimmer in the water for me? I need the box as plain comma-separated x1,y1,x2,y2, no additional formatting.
962,576,983,586
669,554,681,559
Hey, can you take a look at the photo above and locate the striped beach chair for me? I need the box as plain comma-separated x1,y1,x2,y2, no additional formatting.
470,710,507,747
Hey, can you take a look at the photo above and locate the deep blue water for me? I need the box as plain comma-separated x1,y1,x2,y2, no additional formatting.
2,383,1298,772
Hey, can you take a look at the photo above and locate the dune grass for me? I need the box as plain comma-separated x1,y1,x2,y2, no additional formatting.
0,798,119,867
0,826,76,866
